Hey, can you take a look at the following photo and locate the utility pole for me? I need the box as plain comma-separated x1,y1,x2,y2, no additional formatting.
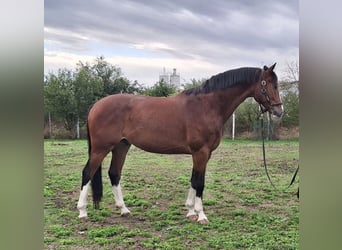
76,117,80,139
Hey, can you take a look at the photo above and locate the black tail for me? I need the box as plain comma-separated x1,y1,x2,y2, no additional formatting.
80,122,92,189
81,160,91,188
86,121,91,157
91,165,103,209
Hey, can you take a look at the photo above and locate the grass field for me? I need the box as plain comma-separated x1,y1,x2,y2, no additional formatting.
44,139,299,249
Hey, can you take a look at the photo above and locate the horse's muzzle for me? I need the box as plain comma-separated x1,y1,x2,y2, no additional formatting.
272,106,283,118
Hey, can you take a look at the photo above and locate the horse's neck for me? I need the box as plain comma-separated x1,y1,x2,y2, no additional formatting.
212,85,253,123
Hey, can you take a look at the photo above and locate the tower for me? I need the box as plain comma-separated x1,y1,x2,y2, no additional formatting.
159,67,180,89
159,67,169,84
170,68,180,89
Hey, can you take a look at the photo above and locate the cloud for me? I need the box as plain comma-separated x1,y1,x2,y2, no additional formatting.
44,0,298,84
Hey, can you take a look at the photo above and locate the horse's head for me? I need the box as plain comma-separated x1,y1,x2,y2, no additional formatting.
254,63,283,117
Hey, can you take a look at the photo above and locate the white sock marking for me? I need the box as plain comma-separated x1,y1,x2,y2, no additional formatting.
77,181,90,218
194,197,203,212
185,187,196,208
194,197,208,222
112,184,130,215
186,208,197,218
185,187,199,218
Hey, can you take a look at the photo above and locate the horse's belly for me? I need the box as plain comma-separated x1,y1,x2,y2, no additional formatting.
124,126,190,154
134,143,190,154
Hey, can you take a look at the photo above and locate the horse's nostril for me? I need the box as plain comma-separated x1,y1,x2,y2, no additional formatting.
273,109,283,118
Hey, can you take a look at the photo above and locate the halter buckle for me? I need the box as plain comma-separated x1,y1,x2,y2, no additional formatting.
261,79,267,95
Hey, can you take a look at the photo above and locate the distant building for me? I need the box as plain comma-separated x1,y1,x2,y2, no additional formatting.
159,68,170,84
170,68,180,88
159,67,180,89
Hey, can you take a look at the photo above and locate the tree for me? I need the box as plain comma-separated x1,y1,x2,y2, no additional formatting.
281,88,299,127
91,56,121,95
44,57,146,138
235,98,260,133
144,80,177,97
44,69,78,134
91,56,142,95
73,63,104,138
283,61,299,86
182,78,205,90
280,61,299,128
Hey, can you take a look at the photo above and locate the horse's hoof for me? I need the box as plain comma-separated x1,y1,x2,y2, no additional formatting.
187,214,198,221
121,212,131,217
79,216,88,221
198,218,209,224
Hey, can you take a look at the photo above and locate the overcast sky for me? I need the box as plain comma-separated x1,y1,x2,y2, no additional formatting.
44,0,298,86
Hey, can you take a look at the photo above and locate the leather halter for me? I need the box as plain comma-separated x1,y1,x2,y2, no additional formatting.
259,71,282,113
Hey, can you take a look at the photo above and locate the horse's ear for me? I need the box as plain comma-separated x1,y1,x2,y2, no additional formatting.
263,65,268,71
269,63,277,71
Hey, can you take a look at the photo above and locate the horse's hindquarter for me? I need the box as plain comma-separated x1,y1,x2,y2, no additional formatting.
88,94,135,148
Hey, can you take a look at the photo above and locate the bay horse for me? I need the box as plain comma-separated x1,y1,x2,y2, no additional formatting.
77,63,283,224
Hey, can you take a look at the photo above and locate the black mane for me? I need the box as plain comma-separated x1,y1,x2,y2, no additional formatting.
183,67,261,95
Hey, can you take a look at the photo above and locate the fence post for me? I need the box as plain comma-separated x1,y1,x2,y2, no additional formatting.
232,112,235,140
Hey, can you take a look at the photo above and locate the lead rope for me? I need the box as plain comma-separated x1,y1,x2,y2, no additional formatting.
260,112,279,190
259,110,299,197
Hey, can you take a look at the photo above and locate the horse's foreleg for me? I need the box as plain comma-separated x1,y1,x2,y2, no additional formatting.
187,149,210,224
191,170,208,224
109,140,131,216
185,187,197,221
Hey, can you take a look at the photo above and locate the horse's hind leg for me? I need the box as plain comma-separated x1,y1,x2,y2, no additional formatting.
108,139,131,216
77,160,91,218
77,151,108,219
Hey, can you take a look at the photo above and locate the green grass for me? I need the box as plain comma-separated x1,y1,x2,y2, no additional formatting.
44,139,299,249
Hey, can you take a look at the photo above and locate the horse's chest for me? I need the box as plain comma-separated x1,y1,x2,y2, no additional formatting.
187,123,223,152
